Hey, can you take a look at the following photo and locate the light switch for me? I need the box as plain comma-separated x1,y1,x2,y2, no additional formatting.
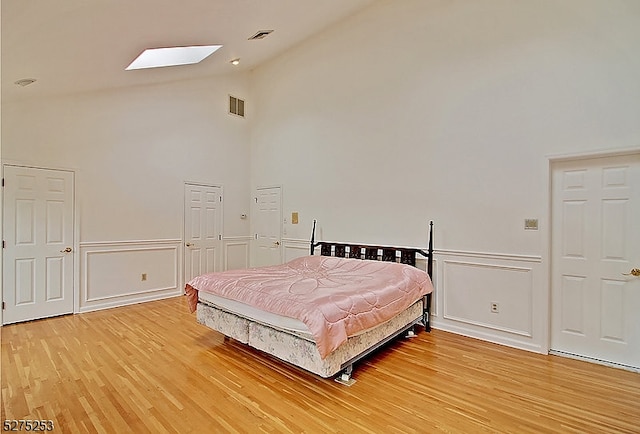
524,219,538,230
292,212,299,224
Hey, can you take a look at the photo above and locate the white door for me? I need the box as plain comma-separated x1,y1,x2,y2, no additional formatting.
184,183,223,282
253,186,282,267
551,153,640,370
2,166,75,324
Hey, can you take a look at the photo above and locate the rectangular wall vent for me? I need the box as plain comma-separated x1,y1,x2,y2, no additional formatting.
229,95,245,117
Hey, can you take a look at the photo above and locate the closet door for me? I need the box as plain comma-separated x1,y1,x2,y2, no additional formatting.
253,186,282,267
3,166,75,324
551,154,640,370
184,183,222,282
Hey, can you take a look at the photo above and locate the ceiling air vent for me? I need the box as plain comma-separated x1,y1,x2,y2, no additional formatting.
14,78,37,87
248,30,274,40
229,95,245,118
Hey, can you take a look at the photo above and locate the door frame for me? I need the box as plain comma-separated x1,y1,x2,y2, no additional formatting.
182,181,224,290
1,162,78,325
547,146,640,368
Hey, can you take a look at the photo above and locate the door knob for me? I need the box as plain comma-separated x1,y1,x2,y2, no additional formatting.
185,243,194,247
274,241,280,246
60,247,72,253
622,268,640,277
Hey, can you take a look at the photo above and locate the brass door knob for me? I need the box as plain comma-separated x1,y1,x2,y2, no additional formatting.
274,241,281,246
622,268,640,277
60,247,72,253
185,243,194,247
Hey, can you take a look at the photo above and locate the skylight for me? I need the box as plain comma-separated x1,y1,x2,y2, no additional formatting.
125,45,223,70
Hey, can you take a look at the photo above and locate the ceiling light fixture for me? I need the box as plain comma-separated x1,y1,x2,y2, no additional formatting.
230,58,240,66
126,45,223,70
14,78,37,87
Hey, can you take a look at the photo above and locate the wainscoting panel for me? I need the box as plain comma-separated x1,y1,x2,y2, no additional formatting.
283,238,311,263
442,261,533,336
432,250,544,353
224,237,251,270
79,240,181,312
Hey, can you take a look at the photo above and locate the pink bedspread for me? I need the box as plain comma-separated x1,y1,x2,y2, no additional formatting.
185,255,433,358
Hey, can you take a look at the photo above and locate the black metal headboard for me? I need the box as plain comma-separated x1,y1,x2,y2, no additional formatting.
310,220,434,276
309,220,434,331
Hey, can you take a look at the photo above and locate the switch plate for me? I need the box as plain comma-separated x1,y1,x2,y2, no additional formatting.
292,212,299,224
141,273,147,281
524,219,538,230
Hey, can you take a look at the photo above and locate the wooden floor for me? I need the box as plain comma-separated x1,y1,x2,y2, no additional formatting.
2,296,639,433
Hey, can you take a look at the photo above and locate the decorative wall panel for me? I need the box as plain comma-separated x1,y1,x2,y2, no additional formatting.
79,240,181,312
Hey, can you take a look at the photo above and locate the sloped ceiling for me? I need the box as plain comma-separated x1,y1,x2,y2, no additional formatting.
1,0,375,102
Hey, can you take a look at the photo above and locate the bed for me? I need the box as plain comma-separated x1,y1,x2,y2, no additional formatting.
185,221,434,384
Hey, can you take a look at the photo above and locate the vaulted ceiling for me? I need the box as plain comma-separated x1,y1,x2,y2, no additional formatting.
1,0,375,102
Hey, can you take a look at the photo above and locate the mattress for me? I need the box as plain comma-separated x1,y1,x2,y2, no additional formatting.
197,290,416,341
198,290,313,338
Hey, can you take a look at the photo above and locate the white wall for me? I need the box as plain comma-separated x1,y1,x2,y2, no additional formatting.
2,74,252,311
250,0,640,352
3,0,639,352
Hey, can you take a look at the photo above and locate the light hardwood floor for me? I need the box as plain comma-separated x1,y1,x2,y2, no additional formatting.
2,296,639,433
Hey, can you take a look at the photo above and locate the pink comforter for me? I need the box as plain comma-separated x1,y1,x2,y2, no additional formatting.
185,255,433,358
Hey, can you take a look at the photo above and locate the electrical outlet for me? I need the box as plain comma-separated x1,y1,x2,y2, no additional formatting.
141,273,147,281
491,302,499,313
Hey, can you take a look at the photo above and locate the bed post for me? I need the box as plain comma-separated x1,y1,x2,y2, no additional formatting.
425,220,434,332
310,219,317,255
428,220,433,277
